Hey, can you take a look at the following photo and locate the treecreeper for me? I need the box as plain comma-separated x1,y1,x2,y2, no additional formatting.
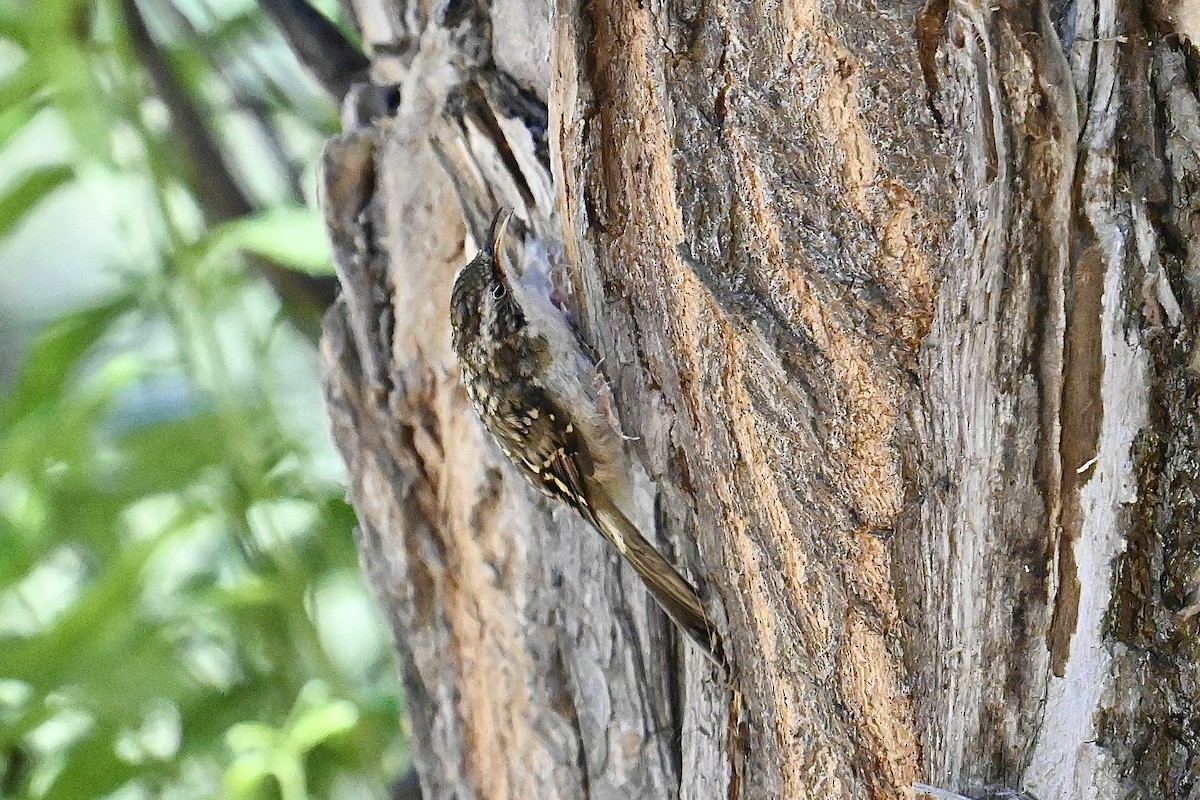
449,209,723,665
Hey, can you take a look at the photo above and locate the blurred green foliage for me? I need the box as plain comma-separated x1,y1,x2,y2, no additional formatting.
0,1,407,798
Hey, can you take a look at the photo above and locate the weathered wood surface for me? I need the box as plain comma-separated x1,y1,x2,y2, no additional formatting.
316,0,1200,796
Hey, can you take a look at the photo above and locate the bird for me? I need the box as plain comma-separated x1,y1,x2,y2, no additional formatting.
449,209,722,664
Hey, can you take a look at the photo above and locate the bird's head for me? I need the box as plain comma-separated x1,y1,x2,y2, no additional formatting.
450,209,516,349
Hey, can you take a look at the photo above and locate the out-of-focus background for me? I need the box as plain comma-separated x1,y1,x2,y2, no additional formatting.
0,1,407,798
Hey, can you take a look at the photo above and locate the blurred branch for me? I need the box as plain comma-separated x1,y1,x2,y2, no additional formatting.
155,1,309,203
120,0,248,219
120,0,338,340
256,0,370,102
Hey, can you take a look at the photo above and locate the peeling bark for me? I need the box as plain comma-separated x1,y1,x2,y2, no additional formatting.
312,0,1200,797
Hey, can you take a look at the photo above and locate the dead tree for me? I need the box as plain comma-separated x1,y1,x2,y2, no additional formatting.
314,0,1200,796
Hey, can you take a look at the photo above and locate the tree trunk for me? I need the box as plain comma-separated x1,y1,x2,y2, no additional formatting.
317,0,1200,796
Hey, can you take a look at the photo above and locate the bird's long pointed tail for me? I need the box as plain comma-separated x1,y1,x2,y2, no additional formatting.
591,501,723,665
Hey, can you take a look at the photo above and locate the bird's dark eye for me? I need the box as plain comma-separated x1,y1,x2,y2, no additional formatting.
491,283,506,300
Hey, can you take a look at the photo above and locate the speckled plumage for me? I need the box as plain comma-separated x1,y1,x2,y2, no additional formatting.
449,211,722,664
450,215,593,513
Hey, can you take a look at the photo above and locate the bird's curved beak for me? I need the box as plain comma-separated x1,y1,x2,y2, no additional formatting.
487,208,514,278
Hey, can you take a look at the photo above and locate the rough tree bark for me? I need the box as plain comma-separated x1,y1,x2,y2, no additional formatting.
315,0,1200,796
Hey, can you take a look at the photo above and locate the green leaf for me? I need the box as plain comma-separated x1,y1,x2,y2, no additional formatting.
0,65,42,154
223,749,274,797
0,100,37,153
40,722,138,800
0,6,29,43
0,164,75,239
0,65,40,113
38,23,115,164
0,538,163,692
0,295,133,429
208,207,333,275
226,721,276,754
286,699,357,753
115,412,228,495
